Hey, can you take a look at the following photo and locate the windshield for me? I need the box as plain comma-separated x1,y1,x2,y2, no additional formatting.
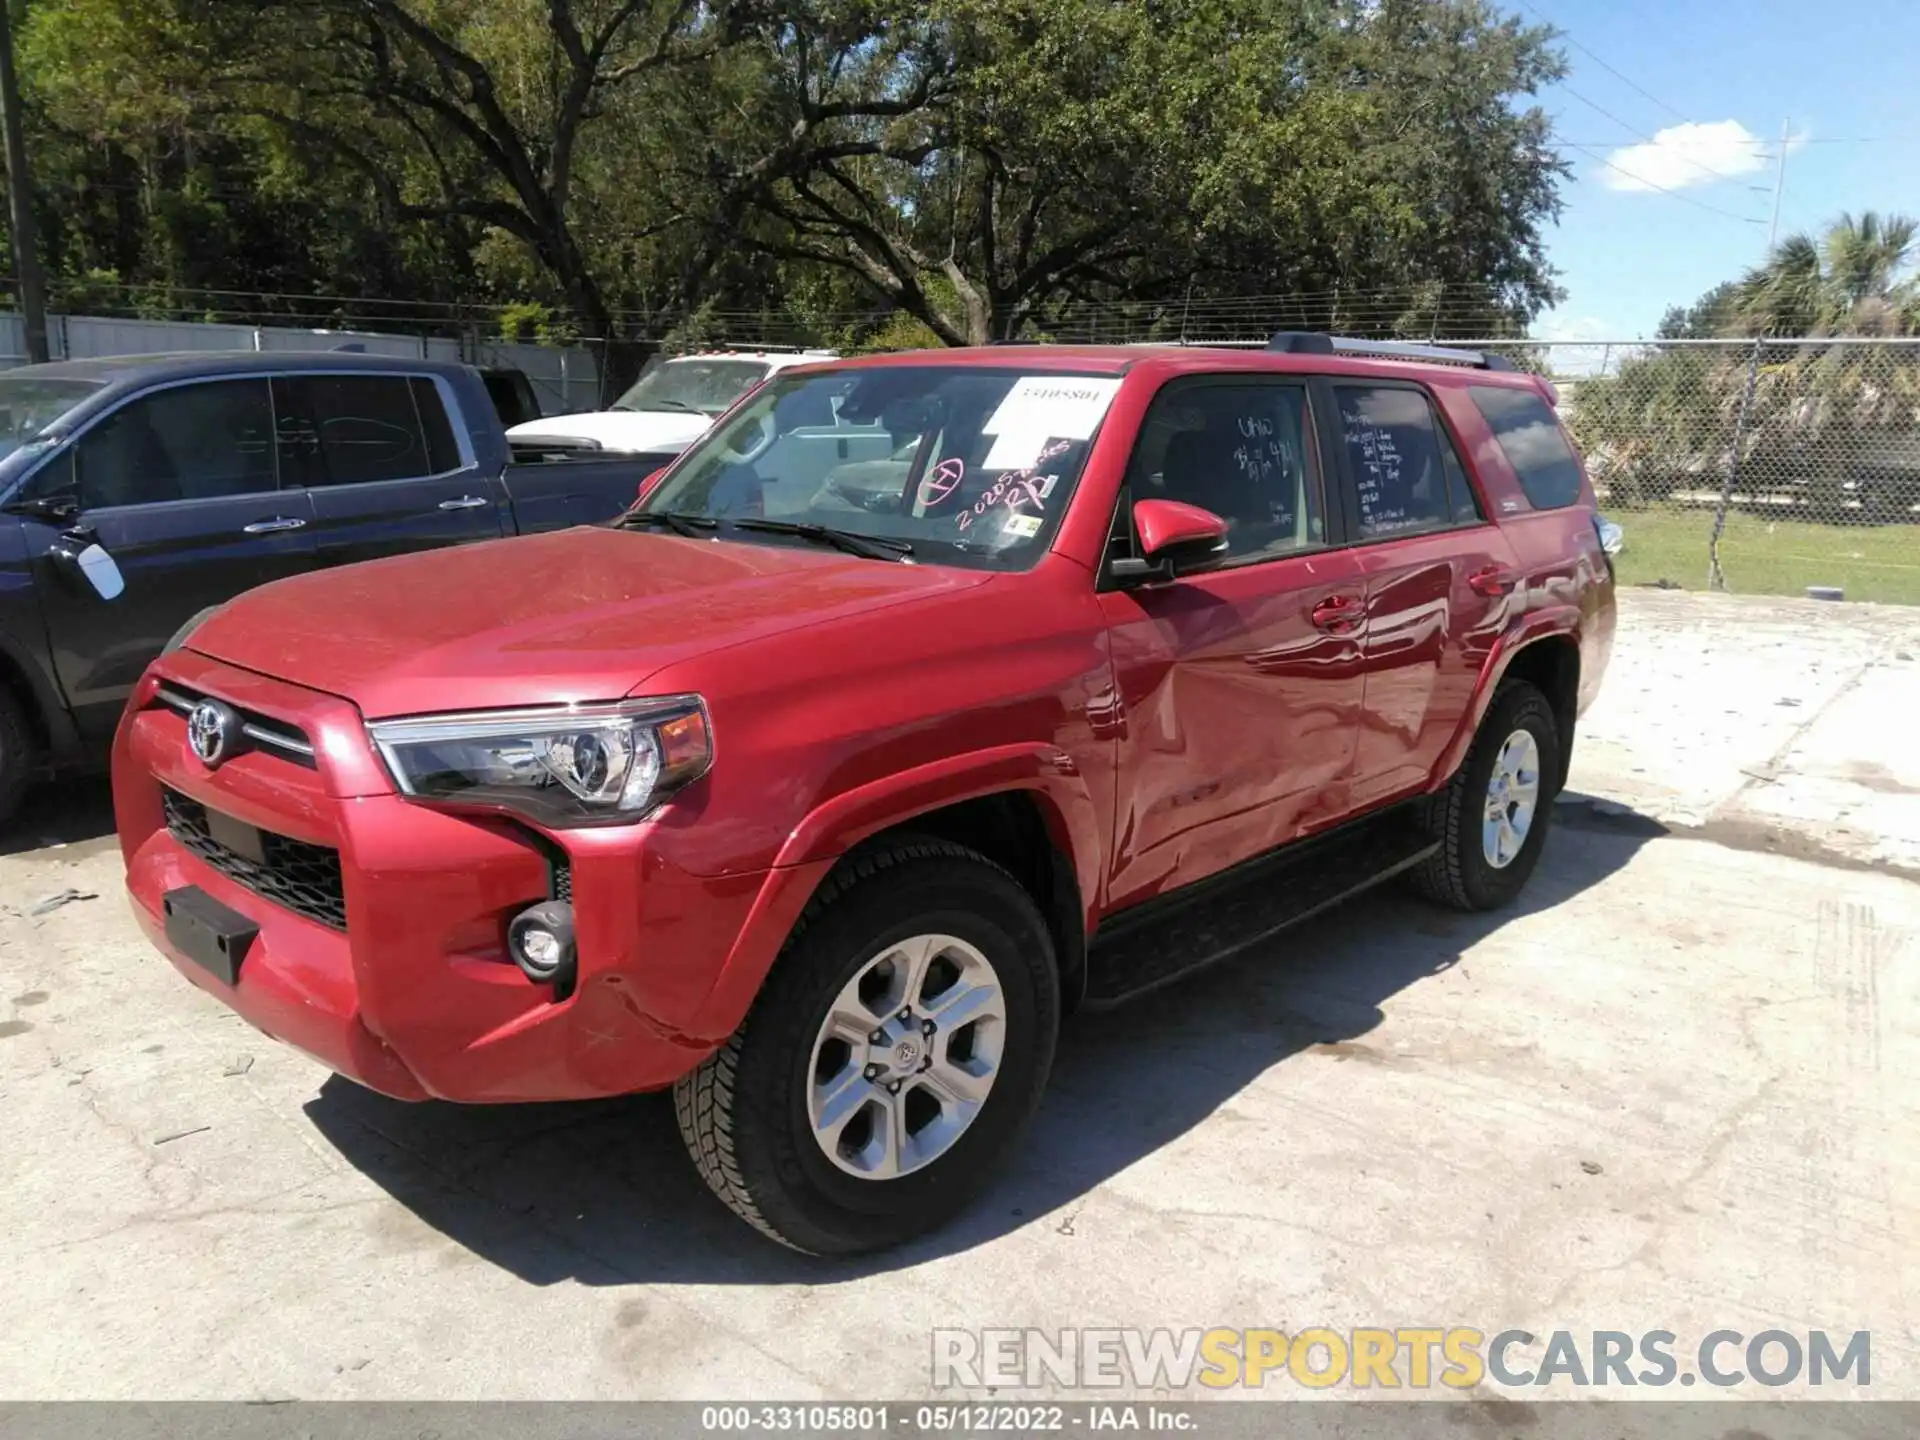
638,366,1121,570
0,375,102,461
612,359,772,416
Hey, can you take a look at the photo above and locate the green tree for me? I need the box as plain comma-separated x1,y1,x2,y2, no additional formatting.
739,0,1566,345
1570,210,1920,523
1727,211,1920,338
15,0,1573,359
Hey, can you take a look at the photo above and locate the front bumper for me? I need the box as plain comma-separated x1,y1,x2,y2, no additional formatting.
114,652,814,1103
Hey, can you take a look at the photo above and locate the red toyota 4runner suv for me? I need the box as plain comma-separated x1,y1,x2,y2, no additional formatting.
115,333,1616,1254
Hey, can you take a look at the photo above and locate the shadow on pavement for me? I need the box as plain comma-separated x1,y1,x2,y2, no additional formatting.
305,814,1662,1286
0,776,118,858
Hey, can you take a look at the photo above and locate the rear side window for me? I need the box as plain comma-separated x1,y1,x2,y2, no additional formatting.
1470,385,1583,510
411,378,463,472
277,375,447,486
1333,385,1474,538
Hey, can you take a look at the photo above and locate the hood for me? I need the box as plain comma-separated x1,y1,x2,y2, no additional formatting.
505,409,710,453
186,527,992,718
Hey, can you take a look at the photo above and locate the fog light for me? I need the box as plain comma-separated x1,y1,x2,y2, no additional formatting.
508,900,576,987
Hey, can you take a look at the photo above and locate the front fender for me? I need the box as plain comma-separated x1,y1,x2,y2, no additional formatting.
1426,606,1581,792
683,743,1104,1042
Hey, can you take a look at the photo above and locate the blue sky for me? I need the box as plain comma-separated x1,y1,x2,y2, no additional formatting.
1520,0,1920,341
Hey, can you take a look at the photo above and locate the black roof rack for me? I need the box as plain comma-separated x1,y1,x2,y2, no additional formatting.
1266,331,1513,371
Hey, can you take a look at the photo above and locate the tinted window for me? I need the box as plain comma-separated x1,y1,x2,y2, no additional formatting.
411,378,463,473
69,380,277,509
279,375,439,486
1470,385,1582,509
1441,435,1483,524
1334,386,1462,538
1127,382,1323,561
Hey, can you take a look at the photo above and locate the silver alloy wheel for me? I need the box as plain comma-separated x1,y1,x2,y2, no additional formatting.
807,933,1007,1180
1482,728,1542,869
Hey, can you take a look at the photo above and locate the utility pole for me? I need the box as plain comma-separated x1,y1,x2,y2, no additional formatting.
1763,116,1789,252
1708,116,1790,592
0,0,50,363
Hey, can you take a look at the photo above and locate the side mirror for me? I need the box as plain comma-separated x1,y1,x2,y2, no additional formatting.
2,492,81,525
1111,498,1229,583
635,467,667,503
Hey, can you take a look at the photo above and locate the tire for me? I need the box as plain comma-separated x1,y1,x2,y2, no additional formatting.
1406,681,1560,912
0,687,38,830
674,838,1061,1255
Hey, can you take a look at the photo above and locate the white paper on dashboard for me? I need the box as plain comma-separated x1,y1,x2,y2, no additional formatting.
981,377,1121,471
76,544,125,600
981,431,1050,470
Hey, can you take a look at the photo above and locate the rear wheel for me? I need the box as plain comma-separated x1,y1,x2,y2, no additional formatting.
675,839,1059,1254
1407,682,1559,911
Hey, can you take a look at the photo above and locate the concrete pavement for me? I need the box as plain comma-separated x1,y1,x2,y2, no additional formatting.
0,588,1914,1401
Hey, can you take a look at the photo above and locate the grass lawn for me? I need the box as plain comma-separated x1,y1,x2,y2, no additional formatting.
1610,507,1920,606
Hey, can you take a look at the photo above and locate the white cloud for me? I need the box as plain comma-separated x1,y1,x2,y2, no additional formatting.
1535,313,1610,344
1599,120,1770,192
1528,315,1620,377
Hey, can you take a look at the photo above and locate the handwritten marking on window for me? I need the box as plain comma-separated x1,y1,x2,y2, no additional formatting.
918,456,966,508
955,439,1072,533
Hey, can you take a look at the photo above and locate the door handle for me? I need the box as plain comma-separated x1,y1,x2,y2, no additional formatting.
1310,595,1365,633
1468,565,1519,597
241,517,308,535
439,495,491,510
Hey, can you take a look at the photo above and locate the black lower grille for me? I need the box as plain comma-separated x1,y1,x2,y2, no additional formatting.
162,788,347,930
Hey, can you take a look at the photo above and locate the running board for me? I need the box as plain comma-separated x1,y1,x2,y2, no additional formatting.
1082,810,1439,1008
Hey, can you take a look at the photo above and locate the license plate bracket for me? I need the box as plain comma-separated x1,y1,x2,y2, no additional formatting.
163,885,258,986
204,808,266,864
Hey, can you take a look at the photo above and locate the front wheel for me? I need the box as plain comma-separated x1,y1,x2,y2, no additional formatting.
675,839,1060,1254
1407,681,1560,911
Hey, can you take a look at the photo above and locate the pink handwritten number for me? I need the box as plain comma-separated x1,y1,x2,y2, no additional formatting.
954,439,1074,532
919,457,966,508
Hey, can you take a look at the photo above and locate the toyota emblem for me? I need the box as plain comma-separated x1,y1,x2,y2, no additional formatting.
186,699,239,767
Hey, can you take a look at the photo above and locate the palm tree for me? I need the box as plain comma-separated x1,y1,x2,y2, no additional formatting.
1726,211,1920,337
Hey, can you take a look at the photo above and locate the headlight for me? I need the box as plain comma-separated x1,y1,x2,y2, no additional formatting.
366,696,712,826
1594,515,1625,557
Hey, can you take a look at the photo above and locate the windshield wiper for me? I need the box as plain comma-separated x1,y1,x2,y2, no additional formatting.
642,397,699,413
622,510,718,538
731,518,914,562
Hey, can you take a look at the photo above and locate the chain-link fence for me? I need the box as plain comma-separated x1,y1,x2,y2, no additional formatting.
1054,332,1920,604
8,304,1917,603
1465,337,1920,606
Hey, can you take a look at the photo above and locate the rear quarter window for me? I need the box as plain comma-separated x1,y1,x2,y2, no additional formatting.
1469,385,1584,510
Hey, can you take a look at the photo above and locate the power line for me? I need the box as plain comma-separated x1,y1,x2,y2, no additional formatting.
1517,0,1767,194
1553,82,1766,193
1554,137,1767,224
1555,135,1917,148
1514,0,1689,123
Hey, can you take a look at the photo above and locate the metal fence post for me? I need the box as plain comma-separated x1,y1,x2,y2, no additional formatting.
1708,337,1766,592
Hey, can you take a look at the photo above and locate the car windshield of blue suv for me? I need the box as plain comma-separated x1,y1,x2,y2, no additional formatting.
631,366,1120,569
